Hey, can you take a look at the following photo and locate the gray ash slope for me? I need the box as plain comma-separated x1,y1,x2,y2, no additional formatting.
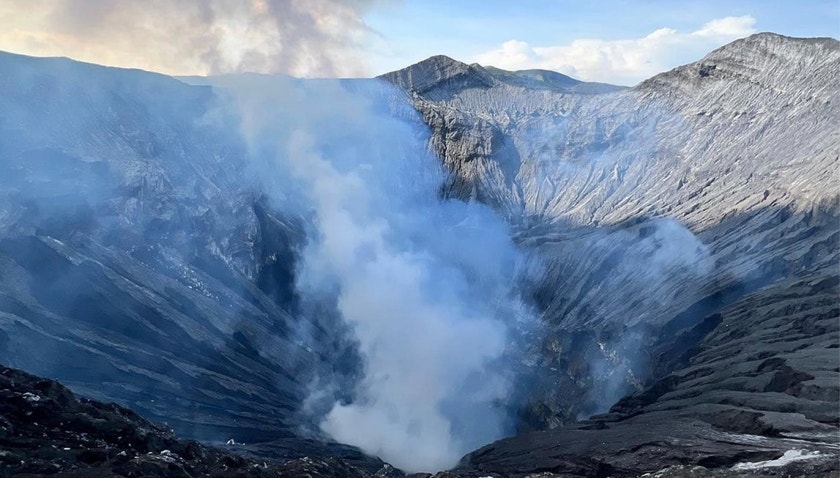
0,51,382,468
0,32,836,477
380,32,840,476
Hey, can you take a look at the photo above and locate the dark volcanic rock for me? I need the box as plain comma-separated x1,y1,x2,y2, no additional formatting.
457,263,839,477
0,364,391,477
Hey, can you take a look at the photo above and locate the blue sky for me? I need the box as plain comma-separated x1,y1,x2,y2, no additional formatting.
364,0,839,83
0,1,836,84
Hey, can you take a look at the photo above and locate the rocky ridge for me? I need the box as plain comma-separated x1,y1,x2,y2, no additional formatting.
378,33,840,476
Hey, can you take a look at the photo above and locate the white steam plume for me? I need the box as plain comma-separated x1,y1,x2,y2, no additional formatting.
226,78,532,472
0,0,383,77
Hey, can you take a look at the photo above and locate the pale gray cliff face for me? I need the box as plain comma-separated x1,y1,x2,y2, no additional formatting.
384,34,838,226
380,33,839,434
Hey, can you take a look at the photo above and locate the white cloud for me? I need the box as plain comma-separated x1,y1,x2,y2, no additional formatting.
472,16,757,86
693,15,757,37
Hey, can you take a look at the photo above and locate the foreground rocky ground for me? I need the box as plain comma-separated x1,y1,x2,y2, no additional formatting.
2,362,837,477
0,364,398,477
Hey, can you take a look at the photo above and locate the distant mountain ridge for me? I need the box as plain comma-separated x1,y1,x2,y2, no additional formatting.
379,54,625,98
378,33,839,224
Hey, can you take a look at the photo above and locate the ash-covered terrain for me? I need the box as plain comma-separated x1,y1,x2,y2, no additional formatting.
0,33,837,477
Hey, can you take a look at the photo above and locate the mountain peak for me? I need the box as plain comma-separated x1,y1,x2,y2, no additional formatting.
378,55,493,95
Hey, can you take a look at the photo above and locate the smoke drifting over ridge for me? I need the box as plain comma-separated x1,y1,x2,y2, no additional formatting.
0,0,382,77
220,77,534,472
